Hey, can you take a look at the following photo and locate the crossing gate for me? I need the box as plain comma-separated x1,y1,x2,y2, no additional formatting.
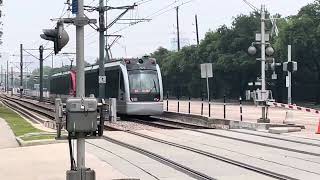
266,101,320,115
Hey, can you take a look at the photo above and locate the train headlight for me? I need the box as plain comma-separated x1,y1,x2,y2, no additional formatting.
138,59,144,64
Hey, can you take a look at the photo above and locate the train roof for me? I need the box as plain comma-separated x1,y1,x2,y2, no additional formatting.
51,57,157,78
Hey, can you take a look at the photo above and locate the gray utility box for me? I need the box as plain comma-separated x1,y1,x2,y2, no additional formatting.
66,97,98,133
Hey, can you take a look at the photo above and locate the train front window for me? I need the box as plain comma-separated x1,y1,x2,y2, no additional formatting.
128,70,160,94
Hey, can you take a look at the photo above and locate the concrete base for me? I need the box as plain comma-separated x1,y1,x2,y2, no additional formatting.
159,112,305,132
268,127,302,134
67,169,95,180
257,118,270,123
283,111,295,125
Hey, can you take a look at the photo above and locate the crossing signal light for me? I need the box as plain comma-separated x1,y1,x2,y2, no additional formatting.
283,62,298,72
40,22,69,55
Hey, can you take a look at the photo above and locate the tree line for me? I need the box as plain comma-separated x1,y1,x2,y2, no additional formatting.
151,0,320,104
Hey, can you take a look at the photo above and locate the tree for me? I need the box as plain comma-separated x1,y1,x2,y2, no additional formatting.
276,0,320,103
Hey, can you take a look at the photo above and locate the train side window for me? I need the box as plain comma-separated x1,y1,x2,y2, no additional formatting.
105,69,119,98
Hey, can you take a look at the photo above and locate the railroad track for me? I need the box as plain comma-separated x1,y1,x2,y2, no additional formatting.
105,121,298,180
0,95,312,179
21,94,54,104
0,94,55,122
88,137,216,180
132,116,320,154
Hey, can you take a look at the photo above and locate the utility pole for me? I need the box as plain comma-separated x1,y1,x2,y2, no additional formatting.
105,2,110,62
98,0,106,99
176,6,180,51
20,44,23,98
6,60,8,93
287,45,292,104
284,45,297,104
11,66,13,96
39,45,44,102
4,67,5,92
260,5,267,123
195,14,199,46
0,66,2,85
248,5,275,123
75,0,86,177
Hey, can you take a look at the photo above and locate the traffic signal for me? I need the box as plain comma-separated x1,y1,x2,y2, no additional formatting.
40,22,69,55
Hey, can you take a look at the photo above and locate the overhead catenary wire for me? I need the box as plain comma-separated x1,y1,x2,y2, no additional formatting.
242,0,259,12
110,0,194,34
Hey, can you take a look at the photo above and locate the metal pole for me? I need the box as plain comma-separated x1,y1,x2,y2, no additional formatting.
188,96,191,114
105,0,110,62
195,14,199,46
1,65,3,89
20,44,23,98
76,0,86,173
206,76,210,102
260,5,267,122
11,66,13,96
39,45,44,102
177,96,180,113
1,65,2,86
166,92,169,111
98,0,106,99
6,60,8,93
176,6,180,51
201,97,203,115
240,97,243,121
4,70,6,92
288,45,292,104
224,95,226,119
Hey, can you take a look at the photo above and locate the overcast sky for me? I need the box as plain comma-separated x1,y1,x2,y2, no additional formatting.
0,0,315,72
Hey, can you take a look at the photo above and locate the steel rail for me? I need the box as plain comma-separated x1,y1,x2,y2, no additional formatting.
105,123,298,180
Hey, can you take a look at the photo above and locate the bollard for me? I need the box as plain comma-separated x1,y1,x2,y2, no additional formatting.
166,92,169,112
110,98,117,122
55,98,63,138
188,97,191,114
224,95,226,119
208,97,211,117
239,96,243,121
201,97,204,115
177,96,180,113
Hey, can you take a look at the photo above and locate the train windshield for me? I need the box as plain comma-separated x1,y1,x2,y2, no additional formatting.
128,70,160,94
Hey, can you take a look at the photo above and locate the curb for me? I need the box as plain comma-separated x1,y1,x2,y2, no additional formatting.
16,137,67,147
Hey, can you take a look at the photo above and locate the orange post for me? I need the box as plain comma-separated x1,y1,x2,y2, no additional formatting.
316,119,320,134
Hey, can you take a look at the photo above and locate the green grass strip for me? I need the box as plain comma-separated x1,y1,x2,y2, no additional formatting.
0,104,43,137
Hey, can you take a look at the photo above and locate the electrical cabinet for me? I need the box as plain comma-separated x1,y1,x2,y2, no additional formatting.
66,97,98,133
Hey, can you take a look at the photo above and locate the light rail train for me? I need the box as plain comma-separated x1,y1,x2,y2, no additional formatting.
50,57,164,115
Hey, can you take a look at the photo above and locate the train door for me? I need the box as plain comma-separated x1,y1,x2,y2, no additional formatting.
117,70,126,113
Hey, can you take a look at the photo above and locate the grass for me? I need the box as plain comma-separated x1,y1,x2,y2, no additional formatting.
0,104,55,141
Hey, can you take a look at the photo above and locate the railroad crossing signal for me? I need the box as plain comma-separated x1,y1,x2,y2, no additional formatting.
40,21,69,54
283,61,298,72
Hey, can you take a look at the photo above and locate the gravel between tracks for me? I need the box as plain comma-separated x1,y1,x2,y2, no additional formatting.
105,121,162,131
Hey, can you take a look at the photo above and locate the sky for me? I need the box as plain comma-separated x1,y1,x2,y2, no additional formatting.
0,0,315,72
